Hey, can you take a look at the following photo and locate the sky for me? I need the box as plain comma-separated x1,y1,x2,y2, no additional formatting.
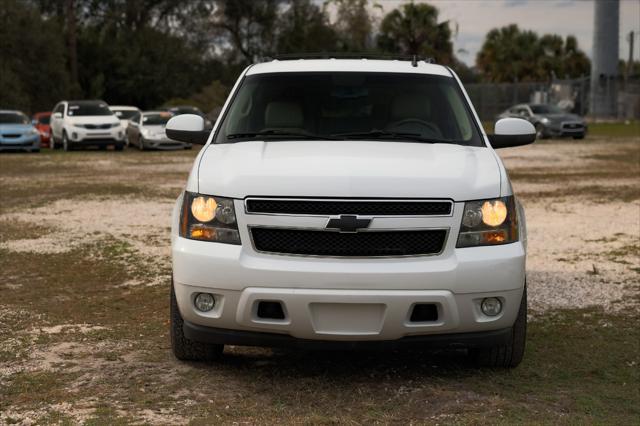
372,0,640,66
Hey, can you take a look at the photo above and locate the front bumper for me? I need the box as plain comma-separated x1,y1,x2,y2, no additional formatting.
0,134,40,151
544,123,586,137
142,137,191,150
173,234,526,342
68,127,125,145
184,320,512,350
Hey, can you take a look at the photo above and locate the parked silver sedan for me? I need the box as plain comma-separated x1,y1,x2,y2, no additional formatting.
126,111,192,150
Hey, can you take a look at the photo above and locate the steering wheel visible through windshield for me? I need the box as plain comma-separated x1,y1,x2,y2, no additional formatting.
214,72,483,146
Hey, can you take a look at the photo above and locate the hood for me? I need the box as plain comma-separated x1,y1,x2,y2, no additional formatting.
0,124,35,134
68,116,120,126
198,141,501,201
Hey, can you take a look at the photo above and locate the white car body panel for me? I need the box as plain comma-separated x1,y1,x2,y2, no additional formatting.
246,59,452,76
198,141,504,200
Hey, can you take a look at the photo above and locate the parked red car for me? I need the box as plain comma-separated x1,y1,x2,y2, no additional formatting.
32,112,52,148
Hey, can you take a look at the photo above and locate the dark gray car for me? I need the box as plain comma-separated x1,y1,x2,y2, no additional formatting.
127,111,192,150
497,104,586,139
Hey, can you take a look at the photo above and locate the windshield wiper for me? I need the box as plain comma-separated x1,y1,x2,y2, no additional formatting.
226,130,338,141
331,130,456,144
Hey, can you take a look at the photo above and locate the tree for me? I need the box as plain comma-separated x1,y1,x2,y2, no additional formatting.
0,0,71,113
211,0,282,63
561,35,590,78
163,80,229,113
476,24,590,82
276,0,338,54
332,0,375,51
377,2,454,64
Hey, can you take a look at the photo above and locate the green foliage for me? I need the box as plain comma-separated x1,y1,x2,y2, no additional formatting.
76,26,218,109
332,0,376,51
276,0,338,54
476,24,590,82
211,0,281,63
0,1,596,112
0,0,70,113
163,80,229,114
377,2,454,65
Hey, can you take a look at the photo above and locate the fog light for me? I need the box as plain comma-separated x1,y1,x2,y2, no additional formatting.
481,297,502,316
194,293,215,312
72,132,78,140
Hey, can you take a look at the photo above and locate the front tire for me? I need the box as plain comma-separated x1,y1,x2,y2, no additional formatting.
535,123,548,140
170,282,223,362
62,132,72,152
138,136,145,151
471,286,527,368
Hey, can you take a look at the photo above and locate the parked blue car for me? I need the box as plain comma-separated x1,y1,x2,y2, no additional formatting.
0,110,41,152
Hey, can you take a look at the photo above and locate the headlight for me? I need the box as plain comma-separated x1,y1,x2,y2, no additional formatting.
540,117,550,124
28,128,39,135
457,196,518,248
180,192,240,244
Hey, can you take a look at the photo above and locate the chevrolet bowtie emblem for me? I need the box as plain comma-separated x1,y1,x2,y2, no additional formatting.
325,215,372,233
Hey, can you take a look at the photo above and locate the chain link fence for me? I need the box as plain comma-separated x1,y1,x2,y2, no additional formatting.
466,76,640,122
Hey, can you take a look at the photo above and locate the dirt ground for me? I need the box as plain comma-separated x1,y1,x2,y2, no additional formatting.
0,136,638,424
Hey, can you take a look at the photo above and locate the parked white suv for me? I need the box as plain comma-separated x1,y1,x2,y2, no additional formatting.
109,105,141,144
166,58,536,368
50,100,125,151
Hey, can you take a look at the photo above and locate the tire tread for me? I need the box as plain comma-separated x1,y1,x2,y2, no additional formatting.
170,283,223,362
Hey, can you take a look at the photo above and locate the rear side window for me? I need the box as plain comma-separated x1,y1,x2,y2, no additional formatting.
215,72,483,147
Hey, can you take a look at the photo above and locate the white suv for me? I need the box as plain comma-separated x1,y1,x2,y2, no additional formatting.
166,58,536,368
50,100,125,151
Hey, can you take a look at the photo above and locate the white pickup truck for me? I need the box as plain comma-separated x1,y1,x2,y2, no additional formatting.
165,57,535,368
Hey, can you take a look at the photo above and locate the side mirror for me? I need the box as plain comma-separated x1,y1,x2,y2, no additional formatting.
488,118,536,149
53,112,62,119
166,114,209,144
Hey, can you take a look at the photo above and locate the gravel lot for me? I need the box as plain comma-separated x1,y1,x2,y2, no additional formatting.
0,136,638,424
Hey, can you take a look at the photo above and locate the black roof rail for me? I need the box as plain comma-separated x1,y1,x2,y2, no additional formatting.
268,52,436,64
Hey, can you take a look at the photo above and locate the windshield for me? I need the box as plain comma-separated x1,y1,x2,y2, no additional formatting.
68,102,113,116
142,113,171,126
37,115,51,125
530,104,564,114
0,112,29,124
215,72,483,146
113,110,138,119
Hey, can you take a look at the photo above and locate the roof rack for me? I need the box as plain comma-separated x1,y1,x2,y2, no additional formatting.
269,52,435,66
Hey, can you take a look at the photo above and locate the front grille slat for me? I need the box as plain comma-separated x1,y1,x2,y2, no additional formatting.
251,228,447,257
246,199,451,216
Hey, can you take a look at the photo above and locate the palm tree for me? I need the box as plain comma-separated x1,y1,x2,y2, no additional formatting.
377,2,454,65
477,24,590,82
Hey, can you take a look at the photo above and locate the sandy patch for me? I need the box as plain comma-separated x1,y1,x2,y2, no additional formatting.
523,198,639,312
27,323,108,336
0,197,174,283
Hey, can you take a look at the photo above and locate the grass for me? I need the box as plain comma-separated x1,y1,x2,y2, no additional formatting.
588,121,640,138
482,120,640,140
1,140,639,423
